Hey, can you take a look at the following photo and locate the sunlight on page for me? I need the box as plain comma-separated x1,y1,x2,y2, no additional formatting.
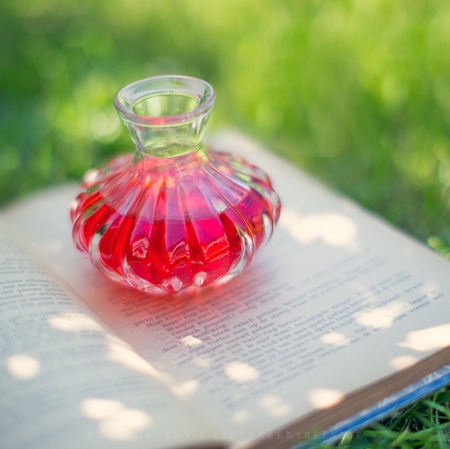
259,394,292,417
105,334,170,381
80,398,152,440
192,356,212,367
5,354,40,379
356,301,409,329
279,209,358,248
421,280,439,295
320,332,351,347
308,388,345,410
177,379,200,396
349,283,377,303
48,311,103,332
398,324,450,352
82,398,123,418
180,335,203,347
47,311,174,384
231,410,251,424
38,240,64,255
225,361,260,383
390,355,419,371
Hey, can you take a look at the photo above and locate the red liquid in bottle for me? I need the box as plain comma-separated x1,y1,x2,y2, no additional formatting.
71,152,280,294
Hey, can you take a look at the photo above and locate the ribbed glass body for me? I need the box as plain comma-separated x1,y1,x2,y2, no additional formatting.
70,76,281,295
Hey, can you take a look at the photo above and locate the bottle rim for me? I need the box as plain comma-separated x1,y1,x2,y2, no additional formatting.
114,75,216,126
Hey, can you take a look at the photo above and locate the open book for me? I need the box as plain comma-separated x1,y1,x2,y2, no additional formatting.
1,132,450,449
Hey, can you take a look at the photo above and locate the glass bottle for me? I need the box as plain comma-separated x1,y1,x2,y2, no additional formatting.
70,75,281,295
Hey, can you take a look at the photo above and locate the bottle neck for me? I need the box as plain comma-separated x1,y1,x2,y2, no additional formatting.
133,142,209,171
121,111,211,158
114,76,215,158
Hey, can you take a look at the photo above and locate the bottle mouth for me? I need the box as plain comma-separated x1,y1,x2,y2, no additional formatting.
114,75,216,126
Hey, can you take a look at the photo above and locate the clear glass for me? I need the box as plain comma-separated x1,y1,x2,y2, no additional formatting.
70,75,281,295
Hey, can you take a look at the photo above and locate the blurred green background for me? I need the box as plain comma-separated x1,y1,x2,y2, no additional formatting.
1,0,450,249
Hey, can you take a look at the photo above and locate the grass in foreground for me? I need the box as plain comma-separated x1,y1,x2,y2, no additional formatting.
323,388,450,449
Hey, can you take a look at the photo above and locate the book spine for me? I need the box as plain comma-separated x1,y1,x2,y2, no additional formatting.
300,364,450,448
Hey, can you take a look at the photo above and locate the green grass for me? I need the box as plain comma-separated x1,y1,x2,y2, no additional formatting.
1,0,450,446
317,388,450,448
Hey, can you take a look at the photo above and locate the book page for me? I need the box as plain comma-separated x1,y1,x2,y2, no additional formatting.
0,221,223,449
4,132,450,448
